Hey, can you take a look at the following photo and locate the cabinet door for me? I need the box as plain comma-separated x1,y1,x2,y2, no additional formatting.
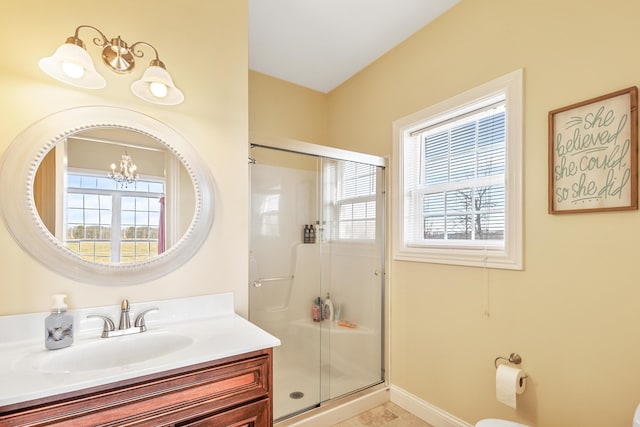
178,398,270,427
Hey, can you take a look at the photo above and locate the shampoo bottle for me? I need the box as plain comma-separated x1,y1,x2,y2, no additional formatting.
45,294,73,350
309,223,316,243
334,304,341,323
323,293,334,322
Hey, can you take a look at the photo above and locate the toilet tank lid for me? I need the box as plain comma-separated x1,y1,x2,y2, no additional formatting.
476,419,530,427
634,403,640,427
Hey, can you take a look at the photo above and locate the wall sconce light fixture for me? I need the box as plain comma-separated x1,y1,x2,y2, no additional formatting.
39,25,184,106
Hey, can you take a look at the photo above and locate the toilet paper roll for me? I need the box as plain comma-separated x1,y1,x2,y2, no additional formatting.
496,364,526,408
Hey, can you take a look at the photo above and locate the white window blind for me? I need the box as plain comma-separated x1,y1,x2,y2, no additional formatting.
325,160,378,241
408,101,506,245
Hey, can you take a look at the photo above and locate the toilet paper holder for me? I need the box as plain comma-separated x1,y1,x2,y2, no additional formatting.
494,353,528,379
494,353,528,405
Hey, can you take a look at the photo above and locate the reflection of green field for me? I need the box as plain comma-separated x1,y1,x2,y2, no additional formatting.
66,240,158,263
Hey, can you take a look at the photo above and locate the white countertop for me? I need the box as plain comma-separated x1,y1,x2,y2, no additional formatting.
0,293,280,407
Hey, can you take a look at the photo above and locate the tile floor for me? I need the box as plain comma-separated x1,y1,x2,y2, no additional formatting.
330,402,433,427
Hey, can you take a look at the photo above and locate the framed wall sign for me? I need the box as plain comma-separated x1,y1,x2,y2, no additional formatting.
549,87,638,214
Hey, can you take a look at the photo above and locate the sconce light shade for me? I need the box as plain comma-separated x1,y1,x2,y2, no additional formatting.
38,40,106,89
131,62,184,106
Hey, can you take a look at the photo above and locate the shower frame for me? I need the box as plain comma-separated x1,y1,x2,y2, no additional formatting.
249,137,389,422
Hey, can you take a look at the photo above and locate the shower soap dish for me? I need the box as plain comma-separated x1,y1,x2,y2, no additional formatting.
337,321,357,328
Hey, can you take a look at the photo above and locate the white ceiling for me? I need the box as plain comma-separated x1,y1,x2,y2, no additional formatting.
248,0,459,93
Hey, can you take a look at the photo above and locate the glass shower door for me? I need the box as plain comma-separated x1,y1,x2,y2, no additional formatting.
249,147,323,419
249,145,385,421
318,158,384,402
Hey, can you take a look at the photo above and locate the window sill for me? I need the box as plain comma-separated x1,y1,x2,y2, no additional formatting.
393,245,522,270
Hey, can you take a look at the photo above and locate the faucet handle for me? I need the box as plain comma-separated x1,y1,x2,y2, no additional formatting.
134,308,159,331
87,315,116,338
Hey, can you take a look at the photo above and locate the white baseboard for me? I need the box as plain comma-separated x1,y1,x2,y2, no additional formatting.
275,384,474,427
390,385,474,427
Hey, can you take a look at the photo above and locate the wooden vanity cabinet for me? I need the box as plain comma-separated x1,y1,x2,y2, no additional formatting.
0,348,273,427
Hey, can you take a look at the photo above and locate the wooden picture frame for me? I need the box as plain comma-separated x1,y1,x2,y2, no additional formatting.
549,86,638,214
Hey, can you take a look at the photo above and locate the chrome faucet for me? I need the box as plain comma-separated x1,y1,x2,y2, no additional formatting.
119,299,131,330
88,299,158,338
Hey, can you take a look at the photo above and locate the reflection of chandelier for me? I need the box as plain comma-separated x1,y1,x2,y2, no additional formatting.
108,151,138,188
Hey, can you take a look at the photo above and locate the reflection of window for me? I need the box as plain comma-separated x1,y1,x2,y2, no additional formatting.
393,70,522,269
260,193,280,237
65,173,164,263
325,160,377,241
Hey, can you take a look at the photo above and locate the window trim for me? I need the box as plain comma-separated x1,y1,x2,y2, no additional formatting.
392,69,523,270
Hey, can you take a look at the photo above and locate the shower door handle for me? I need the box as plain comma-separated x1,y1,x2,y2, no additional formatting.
252,275,293,287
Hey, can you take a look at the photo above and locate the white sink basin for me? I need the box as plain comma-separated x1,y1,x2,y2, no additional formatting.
36,332,194,373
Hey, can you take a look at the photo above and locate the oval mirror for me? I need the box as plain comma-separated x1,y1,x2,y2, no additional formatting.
0,106,215,285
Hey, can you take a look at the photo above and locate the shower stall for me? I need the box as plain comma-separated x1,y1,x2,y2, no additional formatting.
249,140,386,421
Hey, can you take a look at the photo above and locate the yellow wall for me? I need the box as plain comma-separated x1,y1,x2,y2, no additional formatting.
328,0,640,426
250,0,640,425
0,1,249,315
249,71,329,146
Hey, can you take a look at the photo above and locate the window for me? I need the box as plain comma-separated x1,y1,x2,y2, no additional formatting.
393,69,523,269
65,173,165,263
324,159,379,241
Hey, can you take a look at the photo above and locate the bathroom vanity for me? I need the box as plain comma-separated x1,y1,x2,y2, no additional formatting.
0,293,280,427
0,348,272,426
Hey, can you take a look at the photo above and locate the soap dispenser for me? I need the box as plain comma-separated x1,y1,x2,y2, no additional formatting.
45,294,73,350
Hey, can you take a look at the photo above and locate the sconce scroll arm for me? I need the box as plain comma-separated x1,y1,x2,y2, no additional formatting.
129,41,162,63
72,25,110,48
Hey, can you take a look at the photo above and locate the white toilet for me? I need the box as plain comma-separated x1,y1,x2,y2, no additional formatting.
634,403,640,427
476,419,529,427
478,404,640,427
